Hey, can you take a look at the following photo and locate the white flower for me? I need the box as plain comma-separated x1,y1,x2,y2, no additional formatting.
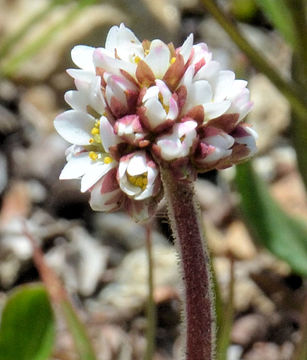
118,151,160,201
54,23,257,221
197,127,235,164
155,120,198,161
232,125,258,157
140,80,179,131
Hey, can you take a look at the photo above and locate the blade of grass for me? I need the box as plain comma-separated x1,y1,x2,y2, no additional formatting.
254,0,297,48
0,0,98,77
23,224,97,360
289,0,307,190
287,0,307,78
199,0,307,121
216,258,235,360
144,223,156,360
0,0,71,61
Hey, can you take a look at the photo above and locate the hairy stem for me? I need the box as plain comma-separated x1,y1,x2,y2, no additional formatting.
161,167,215,360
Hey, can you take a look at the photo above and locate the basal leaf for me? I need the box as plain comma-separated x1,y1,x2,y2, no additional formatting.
0,285,55,360
235,162,307,276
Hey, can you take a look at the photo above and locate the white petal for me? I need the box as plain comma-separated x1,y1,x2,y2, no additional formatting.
177,120,197,137
120,175,142,197
54,110,95,145
156,121,197,161
118,23,141,46
93,48,121,75
90,186,122,212
64,90,88,112
180,65,194,88
115,23,143,60
227,80,248,101
194,60,220,81
213,70,235,102
105,25,120,54
144,98,166,129
89,77,106,114
184,80,212,113
134,185,153,200
238,102,253,121
168,96,179,120
127,153,147,176
206,133,234,148
235,126,258,155
81,161,115,192
155,79,172,103
100,116,121,152
105,77,127,110
179,34,194,63
60,153,92,179
142,85,160,102
144,40,170,79
71,45,95,71
191,80,212,105
203,100,231,120
204,148,232,162
191,43,212,66
134,166,158,200
67,69,95,82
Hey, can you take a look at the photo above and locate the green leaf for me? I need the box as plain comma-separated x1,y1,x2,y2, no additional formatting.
0,285,55,360
216,260,235,360
254,0,297,49
235,162,307,276
231,0,258,21
60,301,97,360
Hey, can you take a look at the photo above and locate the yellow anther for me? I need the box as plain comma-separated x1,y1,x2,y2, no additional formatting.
158,93,169,114
134,55,141,64
180,135,186,143
144,49,150,56
89,151,98,160
95,120,100,127
89,138,94,144
127,173,148,190
103,156,113,164
91,127,99,135
170,56,176,64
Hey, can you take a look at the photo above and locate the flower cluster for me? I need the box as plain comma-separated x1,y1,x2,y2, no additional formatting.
54,24,257,222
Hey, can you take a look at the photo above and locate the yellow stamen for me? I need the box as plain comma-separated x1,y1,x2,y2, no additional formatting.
91,127,99,135
158,93,170,113
170,56,176,64
89,151,98,160
95,120,100,127
89,138,94,144
134,55,141,64
144,49,150,56
127,173,148,190
103,156,113,164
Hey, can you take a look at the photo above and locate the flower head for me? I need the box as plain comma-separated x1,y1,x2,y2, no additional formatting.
54,23,257,222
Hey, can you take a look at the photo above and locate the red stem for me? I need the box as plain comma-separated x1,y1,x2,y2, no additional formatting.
161,167,215,360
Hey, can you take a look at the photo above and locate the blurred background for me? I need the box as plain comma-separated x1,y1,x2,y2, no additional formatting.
0,1,306,360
